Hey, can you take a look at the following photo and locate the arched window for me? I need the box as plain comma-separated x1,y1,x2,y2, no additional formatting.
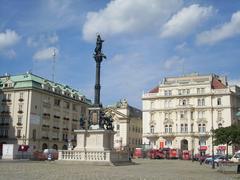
217,98,221,105
202,124,206,132
169,125,172,133
182,99,186,106
198,124,201,132
185,124,188,132
42,143,48,151
150,125,154,134
181,124,184,132
165,125,168,133
218,123,222,128
52,144,58,150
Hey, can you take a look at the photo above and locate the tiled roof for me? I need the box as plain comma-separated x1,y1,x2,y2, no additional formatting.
211,78,226,89
149,86,159,93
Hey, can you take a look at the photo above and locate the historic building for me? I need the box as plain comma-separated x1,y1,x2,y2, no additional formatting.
105,99,142,153
142,73,240,155
0,72,91,153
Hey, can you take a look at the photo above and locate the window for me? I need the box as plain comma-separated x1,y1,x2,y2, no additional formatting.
169,125,172,133
54,99,60,106
116,124,120,130
199,139,206,146
180,111,187,119
197,88,205,94
150,126,154,133
18,116,22,125
198,111,205,119
165,140,172,147
20,92,24,99
185,124,188,132
217,98,221,105
191,124,193,132
17,129,21,138
165,125,168,133
7,94,11,100
180,124,184,133
32,129,36,141
164,90,172,96
72,104,77,111
19,104,23,111
191,111,194,120
198,124,206,133
218,123,222,128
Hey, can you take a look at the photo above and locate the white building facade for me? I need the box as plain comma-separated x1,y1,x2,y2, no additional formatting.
142,74,240,155
105,100,142,153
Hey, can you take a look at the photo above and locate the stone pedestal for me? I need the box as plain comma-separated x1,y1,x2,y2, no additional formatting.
74,129,115,151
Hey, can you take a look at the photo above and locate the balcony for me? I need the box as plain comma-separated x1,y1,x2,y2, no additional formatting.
0,135,8,138
63,117,70,121
52,126,60,131
72,119,78,122
0,122,9,126
143,132,159,139
42,136,49,140
18,110,23,114
43,113,51,118
1,111,10,116
18,98,24,102
2,99,11,103
17,122,23,126
53,115,60,119
42,124,50,129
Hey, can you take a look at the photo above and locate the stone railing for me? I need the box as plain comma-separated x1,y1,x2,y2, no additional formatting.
58,150,129,163
58,150,109,161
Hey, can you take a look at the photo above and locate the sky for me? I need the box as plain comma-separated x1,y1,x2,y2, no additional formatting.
1,0,240,109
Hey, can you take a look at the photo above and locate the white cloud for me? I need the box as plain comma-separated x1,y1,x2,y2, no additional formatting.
197,11,240,45
160,4,214,38
163,56,185,71
0,29,21,49
5,49,16,59
27,33,59,48
33,47,59,61
82,0,183,42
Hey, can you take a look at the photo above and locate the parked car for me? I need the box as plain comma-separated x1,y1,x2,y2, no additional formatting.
230,151,240,162
214,156,228,166
204,155,223,164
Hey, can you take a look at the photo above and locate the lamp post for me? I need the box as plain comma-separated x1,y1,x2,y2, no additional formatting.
211,127,215,169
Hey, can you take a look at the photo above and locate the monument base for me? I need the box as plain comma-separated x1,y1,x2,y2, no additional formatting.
58,129,130,165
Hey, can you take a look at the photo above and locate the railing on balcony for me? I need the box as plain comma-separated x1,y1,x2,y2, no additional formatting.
52,126,60,130
17,122,23,126
0,135,8,138
18,98,24,102
143,132,159,138
52,138,59,141
63,117,70,121
53,115,60,119
43,113,51,118
42,124,50,129
18,110,23,114
42,136,49,140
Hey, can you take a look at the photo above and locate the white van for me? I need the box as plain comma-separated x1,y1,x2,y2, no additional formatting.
230,151,240,162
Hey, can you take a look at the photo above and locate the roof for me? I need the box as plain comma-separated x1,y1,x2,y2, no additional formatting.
0,72,92,104
149,86,159,93
211,78,226,89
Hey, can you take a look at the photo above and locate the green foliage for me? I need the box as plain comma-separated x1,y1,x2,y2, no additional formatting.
213,125,240,146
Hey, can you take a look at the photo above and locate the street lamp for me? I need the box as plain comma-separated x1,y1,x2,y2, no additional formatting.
211,127,215,169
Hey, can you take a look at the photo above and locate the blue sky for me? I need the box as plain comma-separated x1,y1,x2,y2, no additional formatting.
1,0,240,109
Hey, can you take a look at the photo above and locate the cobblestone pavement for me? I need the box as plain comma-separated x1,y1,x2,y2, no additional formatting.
0,159,239,180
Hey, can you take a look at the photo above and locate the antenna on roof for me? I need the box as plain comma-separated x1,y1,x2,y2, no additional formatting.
52,48,56,82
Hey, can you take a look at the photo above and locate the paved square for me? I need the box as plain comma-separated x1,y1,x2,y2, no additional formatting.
0,159,239,180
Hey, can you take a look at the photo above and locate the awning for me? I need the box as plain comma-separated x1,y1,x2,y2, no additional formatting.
199,146,208,151
217,146,226,150
18,145,29,152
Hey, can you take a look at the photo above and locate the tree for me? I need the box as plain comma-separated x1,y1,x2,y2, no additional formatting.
213,125,240,158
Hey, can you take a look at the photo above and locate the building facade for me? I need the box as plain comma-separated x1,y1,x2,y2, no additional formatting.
142,73,240,155
105,99,142,153
0,72,91,153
